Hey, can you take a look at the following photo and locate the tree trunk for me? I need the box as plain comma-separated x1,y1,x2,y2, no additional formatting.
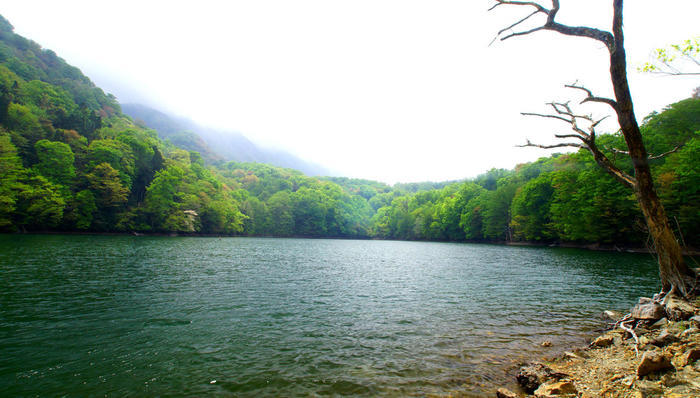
609,0,695,296
635,187,695,294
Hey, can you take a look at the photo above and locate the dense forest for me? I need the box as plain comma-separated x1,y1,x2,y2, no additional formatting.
0,15,697,248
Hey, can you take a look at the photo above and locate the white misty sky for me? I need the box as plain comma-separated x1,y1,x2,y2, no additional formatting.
2,1,699,183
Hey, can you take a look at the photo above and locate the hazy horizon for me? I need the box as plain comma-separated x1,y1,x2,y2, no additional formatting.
2,1,698,184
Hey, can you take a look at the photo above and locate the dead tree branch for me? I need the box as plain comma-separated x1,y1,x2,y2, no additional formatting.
648,146,682,160
518,86,637,189
565,82,618,110
516,139,582,149
489,0,614,50
607,146,629,156
606,145,683,160
497,10,541,36
488,1,549,13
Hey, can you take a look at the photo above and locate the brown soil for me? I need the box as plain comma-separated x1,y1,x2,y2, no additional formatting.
499,301,700,397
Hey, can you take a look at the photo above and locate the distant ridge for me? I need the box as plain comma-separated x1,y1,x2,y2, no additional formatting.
122,103,331,176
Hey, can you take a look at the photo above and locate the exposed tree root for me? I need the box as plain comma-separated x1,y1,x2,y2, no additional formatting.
618,318,639,356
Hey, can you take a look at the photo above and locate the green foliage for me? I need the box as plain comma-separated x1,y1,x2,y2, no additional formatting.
510,174,555,241
33,139,75,185
0,132,22,229
5,102,44,161
200,199,244,234
0,18,120,113
20,80,76,124
67,190,97,230
143,165,186,230
639,37,699,76
266,191,294,236
481,179,518,240
86,162,129,210
641,99,700,152
14,172,66,229
86,139,135,188
291,187,328,236
549,167,640,243
657,135,700,247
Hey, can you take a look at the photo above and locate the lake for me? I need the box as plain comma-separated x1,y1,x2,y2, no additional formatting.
0,235,659,396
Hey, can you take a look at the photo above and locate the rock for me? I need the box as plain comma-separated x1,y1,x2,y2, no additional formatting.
639,335,651,347
665,296,696,321
650,329,680,347
678,348,700,367
635,379,664,395
689,315,700,328
516,363,566,393
533,381,577,397
602,310,622,320
621,375,635,387
591,335,614,348
660,372,681,388
650,317,668,329
680,327,699,338
496,387,518,398
637,351,674,376
633,326,651,336
632,299,665,321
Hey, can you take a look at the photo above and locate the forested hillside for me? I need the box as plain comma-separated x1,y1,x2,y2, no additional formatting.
0,14,697,247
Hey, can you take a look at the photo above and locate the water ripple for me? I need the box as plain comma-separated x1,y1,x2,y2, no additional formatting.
0,235,659,396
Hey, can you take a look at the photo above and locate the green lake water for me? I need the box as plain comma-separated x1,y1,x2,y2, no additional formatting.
0,235,659,396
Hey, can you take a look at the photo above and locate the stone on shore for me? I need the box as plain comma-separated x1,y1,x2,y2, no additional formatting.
665,296,696,321
681,327,699,338
591,334,614,348
631,298,664,321
602,310,622,320
690,315,700,328
637,351,673,377
495,387,518,398
533,381,577,397
650,329,680,347
516,363,566,393
678,348,700,367
534,297,700,397
650,317,668,329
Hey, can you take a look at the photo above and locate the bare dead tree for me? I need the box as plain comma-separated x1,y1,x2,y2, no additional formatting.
490,0,697,297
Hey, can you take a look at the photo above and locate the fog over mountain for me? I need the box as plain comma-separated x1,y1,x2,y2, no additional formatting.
122,103,331,176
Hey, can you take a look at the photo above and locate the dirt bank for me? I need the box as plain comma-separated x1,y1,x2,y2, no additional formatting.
496,299,700,397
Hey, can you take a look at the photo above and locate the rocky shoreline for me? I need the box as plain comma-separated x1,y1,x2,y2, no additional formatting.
496,296,700,397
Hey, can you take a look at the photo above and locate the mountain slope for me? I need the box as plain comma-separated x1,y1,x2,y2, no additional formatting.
122,103,331,176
